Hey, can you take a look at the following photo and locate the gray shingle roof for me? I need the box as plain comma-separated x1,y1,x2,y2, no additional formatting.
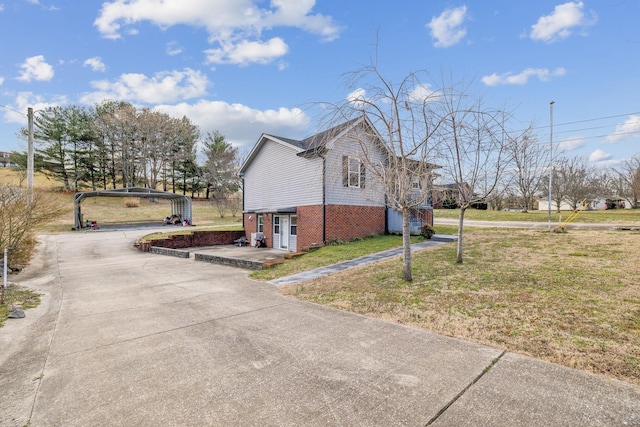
265,117,362,152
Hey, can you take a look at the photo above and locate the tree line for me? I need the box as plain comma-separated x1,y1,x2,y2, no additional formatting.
483,137,640,212
11,100,240,203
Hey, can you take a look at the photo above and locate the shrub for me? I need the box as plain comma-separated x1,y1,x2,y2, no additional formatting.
420,224,435,239
124,197,140,208
0,186,67,269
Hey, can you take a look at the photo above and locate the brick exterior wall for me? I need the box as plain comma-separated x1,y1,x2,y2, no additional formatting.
296,205,324,249
244,204,386,250
138,230,245,252
325,205,385,243
414,207,434,227
242,212,273,247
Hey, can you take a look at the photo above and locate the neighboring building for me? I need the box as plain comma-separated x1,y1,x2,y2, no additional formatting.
0,151,18,168
239,116,434,252
538,195,633,211
431,182,482,209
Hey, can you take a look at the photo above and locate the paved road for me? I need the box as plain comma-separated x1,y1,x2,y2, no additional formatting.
434,218,634,230
1,230,639,426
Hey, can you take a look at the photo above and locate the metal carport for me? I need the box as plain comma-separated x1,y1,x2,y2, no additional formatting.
73,187,192,230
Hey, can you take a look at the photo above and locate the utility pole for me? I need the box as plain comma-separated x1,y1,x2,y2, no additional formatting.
548,101,555,230
27,107,34,194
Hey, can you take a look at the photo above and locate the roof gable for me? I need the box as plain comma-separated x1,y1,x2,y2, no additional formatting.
239,115,380,175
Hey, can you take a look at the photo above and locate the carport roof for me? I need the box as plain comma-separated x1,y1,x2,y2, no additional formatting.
74,187,188,204
73,187,192,230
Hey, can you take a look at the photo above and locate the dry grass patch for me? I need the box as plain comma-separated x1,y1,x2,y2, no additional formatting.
281,228,640,385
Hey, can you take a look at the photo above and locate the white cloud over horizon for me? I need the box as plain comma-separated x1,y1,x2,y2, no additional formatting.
588,148,612,163
427,5,468,48
83,57,106,72
530,1,596,43
80,68,210,105
557,136,587,152
205,37,289,66
482,67,566,86
606,115,640,142
94,0,341,66
17,55,54,82
154,99,311,149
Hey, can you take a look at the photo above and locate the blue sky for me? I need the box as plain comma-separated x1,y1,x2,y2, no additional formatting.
1,0,639,166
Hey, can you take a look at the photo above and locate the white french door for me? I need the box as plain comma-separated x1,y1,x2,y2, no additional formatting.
273,215,289,250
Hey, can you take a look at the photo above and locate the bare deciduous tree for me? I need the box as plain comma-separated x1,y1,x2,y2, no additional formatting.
506,125,549,212
553,156,591,210
0,186,67,268
434,82,510,263
614,154,640,208
328,64,441,281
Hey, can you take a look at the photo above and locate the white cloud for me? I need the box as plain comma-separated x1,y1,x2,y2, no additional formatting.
205,37,289,66
154,99,311,149
0,4,4,12
94,0,340,65
17,55,54,82
346,88,368,107
2,91,67,125
588,149,612,163
427,5,468,48
0,76,4,86
166,41,183,56
83,57,106,72
482,67,566,86
409,83,439,102
80,68,210,105
557,136,586,151
606,115,640,142
530,1,596,43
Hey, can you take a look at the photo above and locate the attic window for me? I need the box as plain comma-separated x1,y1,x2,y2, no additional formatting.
343,156,366,188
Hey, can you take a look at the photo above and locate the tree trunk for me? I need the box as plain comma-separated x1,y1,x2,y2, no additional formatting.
456,207,466,264
402,208,412,282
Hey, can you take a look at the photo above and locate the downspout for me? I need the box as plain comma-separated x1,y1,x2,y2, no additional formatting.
384,194,389,234
241,176,245,230
322,154,326,244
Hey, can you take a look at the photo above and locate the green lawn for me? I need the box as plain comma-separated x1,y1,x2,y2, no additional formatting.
250,234,427,281
280,227,640,386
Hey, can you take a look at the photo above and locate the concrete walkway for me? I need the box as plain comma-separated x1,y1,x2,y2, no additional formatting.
269,235,456,287
1,229,639,426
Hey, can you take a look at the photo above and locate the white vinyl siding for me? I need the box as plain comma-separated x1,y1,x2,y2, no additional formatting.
243,139,323,211
325,129,386,207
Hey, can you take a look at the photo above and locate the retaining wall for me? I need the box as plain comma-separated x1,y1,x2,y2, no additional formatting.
138,230,245,252
194,253,263,270
149,246,190,258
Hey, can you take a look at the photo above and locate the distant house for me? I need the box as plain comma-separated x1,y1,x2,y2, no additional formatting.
431,182,482,209
239,116,434,252
0,151,18,168
538,195,633,211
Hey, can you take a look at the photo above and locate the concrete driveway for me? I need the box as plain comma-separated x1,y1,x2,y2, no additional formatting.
1,229,639,426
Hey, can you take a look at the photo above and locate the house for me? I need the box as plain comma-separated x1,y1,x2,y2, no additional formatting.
538,195,633,211
0,151,18,168
239,116,434,252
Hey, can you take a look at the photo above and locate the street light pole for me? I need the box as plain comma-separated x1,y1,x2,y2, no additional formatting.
548,101,555,230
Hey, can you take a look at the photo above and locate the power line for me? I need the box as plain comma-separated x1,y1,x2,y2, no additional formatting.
527,111,640,132
556,129,640,145
0,104,26,116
